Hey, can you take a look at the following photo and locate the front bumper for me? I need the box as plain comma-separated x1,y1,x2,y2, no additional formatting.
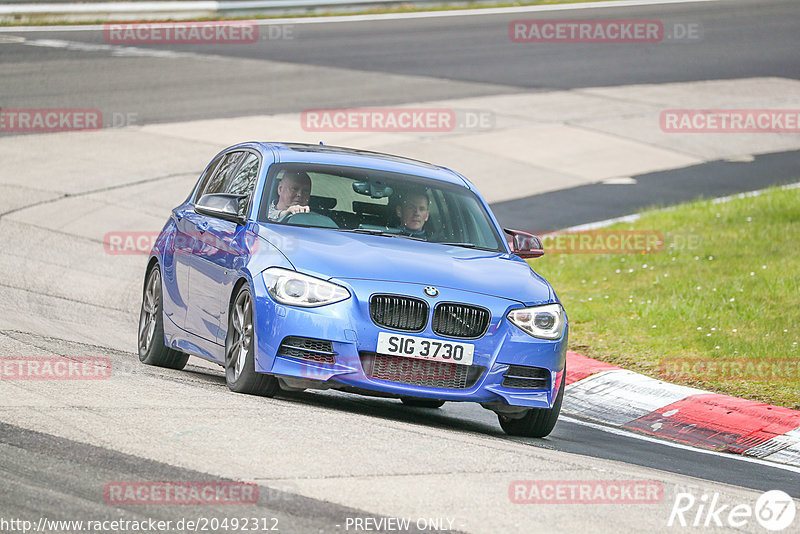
251,275,567,409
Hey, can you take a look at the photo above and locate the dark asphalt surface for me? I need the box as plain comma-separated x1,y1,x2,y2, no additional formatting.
492,149,800,231
2,350,797,534
192,0,799,90
1,0,798,232
1,0,798,121
0,421,443,534
288,388,800,499
1,0,799,521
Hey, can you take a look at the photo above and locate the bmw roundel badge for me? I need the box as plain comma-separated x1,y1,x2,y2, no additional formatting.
424,286,439,297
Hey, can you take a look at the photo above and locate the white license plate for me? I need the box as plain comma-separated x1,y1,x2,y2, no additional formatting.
376,332,474,366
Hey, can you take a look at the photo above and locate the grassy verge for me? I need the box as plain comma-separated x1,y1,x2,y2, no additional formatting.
531,185,800,409
0,0,622,27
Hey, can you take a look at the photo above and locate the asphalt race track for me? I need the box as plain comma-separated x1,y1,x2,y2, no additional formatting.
2,0,799,119
1,0,799,532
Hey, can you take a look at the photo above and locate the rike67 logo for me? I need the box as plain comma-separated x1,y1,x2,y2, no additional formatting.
668,490,796,531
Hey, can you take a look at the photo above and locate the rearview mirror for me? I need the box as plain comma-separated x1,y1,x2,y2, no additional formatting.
352,180,393,199
195,194,246,225
504,228,544,259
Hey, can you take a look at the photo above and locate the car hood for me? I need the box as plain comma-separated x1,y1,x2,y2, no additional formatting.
254,224,554,304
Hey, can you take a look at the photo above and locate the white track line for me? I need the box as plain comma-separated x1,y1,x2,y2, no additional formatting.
0,0,717,32
560,415,800,475
17,36,205,57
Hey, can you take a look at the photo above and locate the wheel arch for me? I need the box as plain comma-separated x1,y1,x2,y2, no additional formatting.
229,277,251,315
143,256,160,292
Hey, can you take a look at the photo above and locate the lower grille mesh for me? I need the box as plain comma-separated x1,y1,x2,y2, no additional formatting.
277,337,336,364
360,352,483,389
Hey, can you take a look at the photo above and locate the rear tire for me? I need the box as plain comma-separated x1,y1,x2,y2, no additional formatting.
498,371,565,438
225,285,279,397
401,397,445,409
138,265,189,370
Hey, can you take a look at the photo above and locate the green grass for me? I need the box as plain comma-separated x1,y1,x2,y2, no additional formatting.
531,185,800,409
0,0,623,26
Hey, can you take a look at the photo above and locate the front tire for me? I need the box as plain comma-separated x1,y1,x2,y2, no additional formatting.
225,285,278,397
138,265,189,370
498,371,565,438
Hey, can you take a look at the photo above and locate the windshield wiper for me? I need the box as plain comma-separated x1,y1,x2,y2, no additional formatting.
337,228,425,241
337,227,397,236
440,242,477,248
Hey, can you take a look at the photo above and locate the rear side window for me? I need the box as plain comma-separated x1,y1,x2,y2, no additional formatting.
226,153,260,197
193,156,223,201
226,152,261,216
198,151,247,198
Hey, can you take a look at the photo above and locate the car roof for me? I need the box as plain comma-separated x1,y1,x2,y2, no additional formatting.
252,142,471,188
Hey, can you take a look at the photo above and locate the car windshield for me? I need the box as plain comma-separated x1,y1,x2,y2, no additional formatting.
257,163,506,252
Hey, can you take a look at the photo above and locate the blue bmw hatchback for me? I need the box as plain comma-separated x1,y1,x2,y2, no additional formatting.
139,142,568,437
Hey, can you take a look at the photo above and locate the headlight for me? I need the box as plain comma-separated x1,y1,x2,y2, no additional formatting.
263,267,350,307
507,303,564,339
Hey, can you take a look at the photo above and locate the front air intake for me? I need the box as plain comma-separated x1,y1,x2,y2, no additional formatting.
277,337,336,364
501,365,550,390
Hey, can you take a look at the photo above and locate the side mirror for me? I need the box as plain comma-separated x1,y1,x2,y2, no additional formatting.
504,228,545,259
196,194,246,225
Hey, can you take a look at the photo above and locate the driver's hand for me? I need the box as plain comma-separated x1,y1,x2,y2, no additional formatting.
287,204,310,215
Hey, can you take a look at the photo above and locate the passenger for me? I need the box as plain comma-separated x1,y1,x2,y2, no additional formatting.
268,170,312,220
395,191,430,239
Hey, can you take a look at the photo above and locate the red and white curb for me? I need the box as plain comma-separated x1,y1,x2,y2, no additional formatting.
563,351,800,468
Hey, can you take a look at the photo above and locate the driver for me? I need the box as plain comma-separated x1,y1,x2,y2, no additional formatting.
395,191,430,239
268,170,312,221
